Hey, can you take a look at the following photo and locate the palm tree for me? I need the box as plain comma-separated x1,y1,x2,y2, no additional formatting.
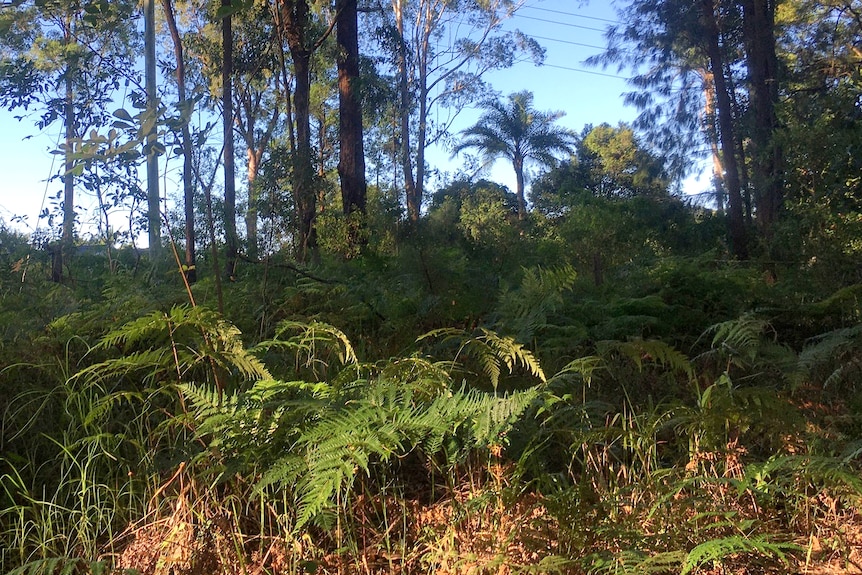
453,91,575,219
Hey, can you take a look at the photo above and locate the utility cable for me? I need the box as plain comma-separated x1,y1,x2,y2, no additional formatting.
522,5,620,24
512,13,607,32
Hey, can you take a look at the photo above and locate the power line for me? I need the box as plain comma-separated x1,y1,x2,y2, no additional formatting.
540,62,630,80
523,5,620,25
529,33,634,55
513,14,607,33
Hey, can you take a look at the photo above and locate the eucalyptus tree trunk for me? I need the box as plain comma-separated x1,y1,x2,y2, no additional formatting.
244,147,263,260
701,69,725,212
392,0,418,222
281,0,317,261
701,0,748,259
56,15,76,283
58,62,75,283
741,0,782,236
161,0,196,282
336,0,367,217
235,61,279,261
145,0,161,258
223,0,238,279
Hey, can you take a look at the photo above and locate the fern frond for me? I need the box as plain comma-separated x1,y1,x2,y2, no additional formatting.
495,264,578,342
274,320,357,365
419,327,546,388
253,377,540,530
681,536,799,574
480,328,547,383
87,306,270,385
703,314,773,365
603,339,694,379
798,325,862,388
550,356,605,388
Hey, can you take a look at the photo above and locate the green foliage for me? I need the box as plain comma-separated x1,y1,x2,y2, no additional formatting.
179,321,543,531
81,305,271,388
420,327,546,389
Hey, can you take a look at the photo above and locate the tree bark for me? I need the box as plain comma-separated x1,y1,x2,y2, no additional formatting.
513,155,526,220
222,0,238,279
237,88,278,261
741,0,782,235
393,0,418,222
59,66,74,282
700,69,725,212
145,0,161,259
245,147,262,259
336,0,367,218
701,0,748,259
161,0,196,283
281,0,317,261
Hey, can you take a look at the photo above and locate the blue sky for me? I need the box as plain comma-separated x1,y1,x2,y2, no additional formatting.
0,0,709,238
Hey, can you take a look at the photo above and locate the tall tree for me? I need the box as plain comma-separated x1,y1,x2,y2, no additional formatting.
452,91,575,220
580,123,669,198
222,0,238,278
228,1,282,261
741,0,782,236
145,0,161,258
0,0,136,280
383,0,542,221
701,0,748,258
592,0,750,257
60,10,76,281
280,0,318,260
160,0,197,282
336,0,367,218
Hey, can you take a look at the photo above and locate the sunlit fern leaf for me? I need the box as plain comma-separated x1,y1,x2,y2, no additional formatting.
681,535,800,574
253,320,357,382
797,324,862,388
704,313,772,364
601,338,693,379
87,305,270,384
254,379,540,530
275,320,357,366
479,328,547,383
742,454,862,497
376,356,452,399
419,327,546,388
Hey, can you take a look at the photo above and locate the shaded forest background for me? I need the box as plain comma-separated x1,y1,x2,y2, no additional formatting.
3,0,862,573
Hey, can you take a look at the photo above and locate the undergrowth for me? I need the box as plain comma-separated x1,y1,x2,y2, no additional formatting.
2,237,862,574
2,295,861,574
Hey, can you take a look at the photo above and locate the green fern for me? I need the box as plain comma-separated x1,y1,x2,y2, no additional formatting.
420,327,546,388
496,264,578,342
253,320,357,381
80,305,270,387
6,557,85,575
602,339,694,380
247,376,541,530
681,535,799,574
797,324,862,389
